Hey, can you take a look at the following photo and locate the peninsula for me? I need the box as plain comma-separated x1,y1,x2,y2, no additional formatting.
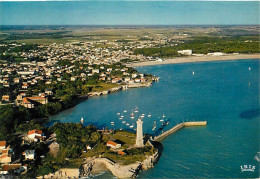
0,25,259,177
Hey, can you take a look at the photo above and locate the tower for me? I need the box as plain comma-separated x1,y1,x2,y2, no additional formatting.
136,117,144,147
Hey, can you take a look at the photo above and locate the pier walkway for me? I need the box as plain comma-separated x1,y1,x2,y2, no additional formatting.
153,121,207,141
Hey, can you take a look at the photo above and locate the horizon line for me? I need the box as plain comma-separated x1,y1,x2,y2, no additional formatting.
0,24,259,26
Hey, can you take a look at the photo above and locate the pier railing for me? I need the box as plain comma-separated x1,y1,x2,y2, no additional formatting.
153,121,207,141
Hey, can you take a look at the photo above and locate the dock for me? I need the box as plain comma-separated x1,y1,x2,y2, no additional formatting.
153,121,207,141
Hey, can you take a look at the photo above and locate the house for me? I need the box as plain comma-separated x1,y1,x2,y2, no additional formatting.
22,97,34,108
71,77,77,81
45,89,53,96
124,77,131,82
107,68,113,72
106,140,121,149
22,84,29,89
92,69,100,74
134,78,141,83
23,150,35,160
0,141,6,151
111,78,120,84
0,147,13,164
177,49,192,55
131,73,138,78
1,95,10,102
27,129,45,142
0,164,25,175
118,150,126,155
14,78,20,84
27,97,48,105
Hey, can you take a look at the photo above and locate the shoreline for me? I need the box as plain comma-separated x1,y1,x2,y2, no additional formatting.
128,54,260,67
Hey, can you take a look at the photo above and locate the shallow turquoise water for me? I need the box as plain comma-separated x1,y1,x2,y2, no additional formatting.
50,59,259,178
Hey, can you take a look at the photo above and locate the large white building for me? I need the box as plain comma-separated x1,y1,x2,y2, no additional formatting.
177,49,192,56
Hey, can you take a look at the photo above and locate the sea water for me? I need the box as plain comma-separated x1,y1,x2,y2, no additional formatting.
50,59,259,178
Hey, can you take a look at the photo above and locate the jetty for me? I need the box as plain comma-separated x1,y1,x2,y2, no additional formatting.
153,121,207,141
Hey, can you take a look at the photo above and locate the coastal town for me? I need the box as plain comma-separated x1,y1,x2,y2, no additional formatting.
0,25,259,178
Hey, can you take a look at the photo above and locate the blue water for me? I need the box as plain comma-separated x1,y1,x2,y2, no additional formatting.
50,59,259,178
1,1,259,25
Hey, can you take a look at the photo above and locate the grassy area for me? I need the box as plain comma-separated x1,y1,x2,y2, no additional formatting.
7,38,68,44
92,82,119,92
82,130,156,165
111,130,136,147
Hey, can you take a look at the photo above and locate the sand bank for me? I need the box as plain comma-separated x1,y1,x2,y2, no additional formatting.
128,54,260,67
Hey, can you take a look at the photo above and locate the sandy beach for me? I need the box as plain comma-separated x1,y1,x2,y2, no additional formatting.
128,54,260,67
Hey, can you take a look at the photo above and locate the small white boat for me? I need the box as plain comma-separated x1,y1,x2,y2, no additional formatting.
121,115,124,118
162,114,165,118
152,126,156,131
134,106,139,113
122,121,126,124
130,116,135,119
140,116,144,118
148,113,151,117
119,117,123,120
111,122,114,125
124,110,127,113
117,113,120,115
126,123,130,126
130,125,134,128
192,71,195,75
160,119,164,122
141,113,145,116
81,117,84,124
249,67,251,71
120,128,123,130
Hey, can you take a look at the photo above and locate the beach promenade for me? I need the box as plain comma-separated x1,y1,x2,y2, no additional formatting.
128,54,260,67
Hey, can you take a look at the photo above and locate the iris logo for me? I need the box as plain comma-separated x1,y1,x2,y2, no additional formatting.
240,165,255,172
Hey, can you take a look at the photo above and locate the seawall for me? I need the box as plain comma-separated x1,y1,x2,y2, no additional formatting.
154,121,207,141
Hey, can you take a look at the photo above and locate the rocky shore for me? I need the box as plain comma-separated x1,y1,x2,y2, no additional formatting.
87,81,157,97
80,146,160,178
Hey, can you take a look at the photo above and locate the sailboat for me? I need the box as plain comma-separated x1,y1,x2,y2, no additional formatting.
134,106,139,113
162,114,165,118
81,117,84,124
130,110,135,119
148,113,151,117
152,121,157,131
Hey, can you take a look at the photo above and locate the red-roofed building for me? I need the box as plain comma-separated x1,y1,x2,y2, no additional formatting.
0,164,25,175
0,141,6,151
27,129,45,142
106,140,121,149
118,150,126,155
22,96,48,108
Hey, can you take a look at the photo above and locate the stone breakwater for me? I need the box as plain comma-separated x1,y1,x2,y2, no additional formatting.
154,121,207,141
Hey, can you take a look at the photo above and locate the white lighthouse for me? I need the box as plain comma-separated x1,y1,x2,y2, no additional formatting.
136,117,144,147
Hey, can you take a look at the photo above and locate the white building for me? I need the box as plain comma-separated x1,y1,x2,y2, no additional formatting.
23,150,35,160
207,52,225,56
107,141,121,149
177,49,192,56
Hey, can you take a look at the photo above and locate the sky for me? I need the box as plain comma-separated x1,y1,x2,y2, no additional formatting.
0,1,259,25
